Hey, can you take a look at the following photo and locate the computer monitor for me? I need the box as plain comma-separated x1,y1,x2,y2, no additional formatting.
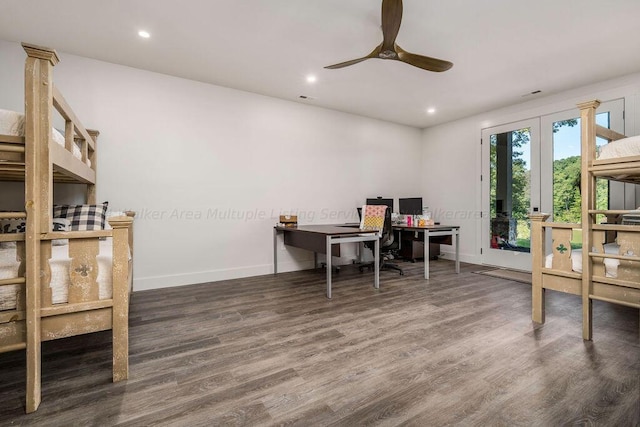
366,197,394,211
399,197,423,215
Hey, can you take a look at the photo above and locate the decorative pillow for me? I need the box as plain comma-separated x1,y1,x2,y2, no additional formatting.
0,218,23,249
51,218,70,246
360,205,387,237
0,219,26,234
53,202,108,231
0,218,72,247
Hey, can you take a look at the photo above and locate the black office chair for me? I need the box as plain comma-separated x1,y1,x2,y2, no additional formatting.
358,207,404,275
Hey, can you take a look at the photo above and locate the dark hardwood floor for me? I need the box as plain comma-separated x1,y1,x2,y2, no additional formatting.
1,260,638,426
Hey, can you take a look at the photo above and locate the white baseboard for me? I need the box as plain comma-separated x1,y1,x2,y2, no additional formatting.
133,252,481,292
437,250,481,265
133,259,316,291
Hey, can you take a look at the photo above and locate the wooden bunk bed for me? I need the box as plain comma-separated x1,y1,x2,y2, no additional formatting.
0,43,134,413
530,99,640,340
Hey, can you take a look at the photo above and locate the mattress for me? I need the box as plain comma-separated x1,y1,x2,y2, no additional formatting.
598,134,640,160
0,239,115,311
545,242,620,278
0,108,85,161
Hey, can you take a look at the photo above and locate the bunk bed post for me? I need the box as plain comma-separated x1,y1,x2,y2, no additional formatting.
86,129,99,204
577,99,600,341
21,42,59,413
108,216,134,382
530,213,550,323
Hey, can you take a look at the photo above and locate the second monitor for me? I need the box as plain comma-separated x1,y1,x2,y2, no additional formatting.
399,197,423,215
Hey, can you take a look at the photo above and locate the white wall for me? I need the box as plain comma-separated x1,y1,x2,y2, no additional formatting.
421,73,640,265
0,40,424,291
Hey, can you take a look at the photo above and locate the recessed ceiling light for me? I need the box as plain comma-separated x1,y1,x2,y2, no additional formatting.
138,30,151,39
306,75,317,84
427,108,436,114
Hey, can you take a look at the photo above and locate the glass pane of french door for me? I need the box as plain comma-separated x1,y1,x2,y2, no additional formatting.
482,119,540,270
541,99,624,253
489,128,532,252
552,113,611,228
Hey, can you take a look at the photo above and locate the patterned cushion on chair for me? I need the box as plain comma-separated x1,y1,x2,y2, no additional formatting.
53,202,108,231
360,205,387,236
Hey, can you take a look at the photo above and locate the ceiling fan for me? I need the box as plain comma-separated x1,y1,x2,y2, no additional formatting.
325,0,453,72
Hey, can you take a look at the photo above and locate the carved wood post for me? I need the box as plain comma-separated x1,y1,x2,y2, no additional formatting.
529,213,550,324
22,42,59,414
109,216,134,382
577,100,600,341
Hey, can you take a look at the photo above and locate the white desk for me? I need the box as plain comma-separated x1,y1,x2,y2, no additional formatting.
393,225,460,279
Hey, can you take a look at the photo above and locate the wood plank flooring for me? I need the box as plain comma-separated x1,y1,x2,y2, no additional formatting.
0,260,638,426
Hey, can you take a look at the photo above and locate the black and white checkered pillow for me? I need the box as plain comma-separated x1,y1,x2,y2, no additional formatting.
53,202,108,231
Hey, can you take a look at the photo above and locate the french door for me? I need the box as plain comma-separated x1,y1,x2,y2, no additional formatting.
481,99,624,270
481,119,540,270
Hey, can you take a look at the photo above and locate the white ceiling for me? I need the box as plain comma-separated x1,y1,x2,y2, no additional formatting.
2,0,640,128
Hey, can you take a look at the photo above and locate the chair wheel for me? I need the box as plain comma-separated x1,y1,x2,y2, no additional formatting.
359,266,364,273
400,272,405,276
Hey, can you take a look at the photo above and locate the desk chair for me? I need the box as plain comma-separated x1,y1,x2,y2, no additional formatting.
359,205,404,276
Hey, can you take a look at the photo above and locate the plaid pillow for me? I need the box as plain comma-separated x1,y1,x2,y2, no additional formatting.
53,202,108,231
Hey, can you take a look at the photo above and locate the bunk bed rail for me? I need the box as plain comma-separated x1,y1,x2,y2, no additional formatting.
0,44,97,185
530,213,640,324
0,216,134,353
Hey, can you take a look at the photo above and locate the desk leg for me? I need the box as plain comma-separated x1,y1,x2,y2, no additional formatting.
326,236,332,299
424,229,430,280
273,228,278,274
455,229,460,274
374,237,380,289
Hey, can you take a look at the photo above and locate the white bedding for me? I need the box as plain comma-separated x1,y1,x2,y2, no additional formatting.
545,242,620,277
598,134,640,160
0,108,85,161
0,239,115,311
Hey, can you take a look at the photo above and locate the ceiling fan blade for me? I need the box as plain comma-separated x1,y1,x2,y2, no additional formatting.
381,0,403,51
395,45,453,72
324,57,371,70
324,44,382,69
